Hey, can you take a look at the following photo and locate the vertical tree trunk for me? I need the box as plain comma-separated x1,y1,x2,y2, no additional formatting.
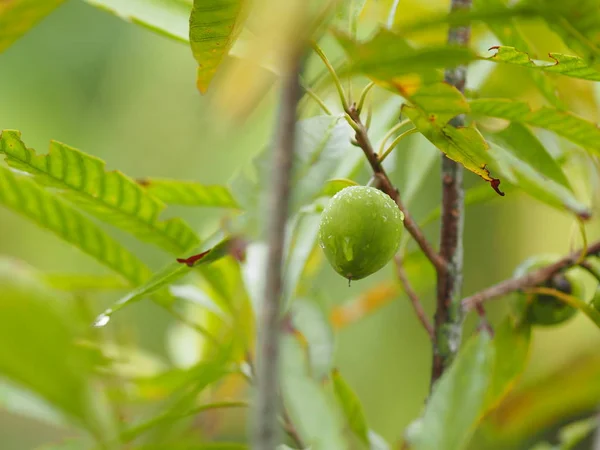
431,0,471,387
253,54,303,449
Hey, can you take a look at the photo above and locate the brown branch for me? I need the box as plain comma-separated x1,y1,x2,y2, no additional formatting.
346,104,445,272
254,52,303,449
462,240,600,311
430,0,472,388
394,255,435,340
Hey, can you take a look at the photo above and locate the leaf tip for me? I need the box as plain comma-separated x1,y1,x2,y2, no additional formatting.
490,178,505,196
176,249,211,267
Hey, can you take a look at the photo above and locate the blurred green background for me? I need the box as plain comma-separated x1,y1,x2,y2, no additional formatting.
2,1,600,449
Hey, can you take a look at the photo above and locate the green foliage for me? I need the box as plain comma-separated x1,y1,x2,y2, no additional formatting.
0,165,152,284
409,332,495,450
0,259,117,443
0,0,65,53
0,131,200,254
139,178,239,208
190,0,248,93
470,99,600,156
488,46,600,82
83,0,191,42
332,369,369,445
95,236,236,322
281,334,346,449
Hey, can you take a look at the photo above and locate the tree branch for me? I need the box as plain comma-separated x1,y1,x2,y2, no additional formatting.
462,240,600,311
394,255,435,340
346,104,445,272
253,53,303,450
431,0,471,387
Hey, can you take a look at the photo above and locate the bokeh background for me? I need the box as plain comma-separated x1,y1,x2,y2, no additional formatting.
1,0,600,449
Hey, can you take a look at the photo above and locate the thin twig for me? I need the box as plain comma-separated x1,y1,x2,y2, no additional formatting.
345,104,445,272
254,51,303,450
431,0,472,388
380,128,418,162
462,240,600,311
281,408,306,449
394,255,434,340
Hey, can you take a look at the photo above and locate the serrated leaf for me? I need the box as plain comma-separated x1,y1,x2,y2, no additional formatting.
83,0,191,42
473,0,564,108
488,46,600,81
402,103,502,194
190,0,248,93
0,130,200,254
483,319,531,413
281,334,346,449
95,237,235,323
470,99,600,155
487,141,590,218
335,28,477,81
332,370,369,445
0,0,65,53
531,0,600,61
138,178,239,208
0,166,151,284
0,259,117,441
410,332,494,450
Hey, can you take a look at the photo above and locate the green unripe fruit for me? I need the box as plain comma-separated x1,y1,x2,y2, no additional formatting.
319,186,404,281
513,255,584,326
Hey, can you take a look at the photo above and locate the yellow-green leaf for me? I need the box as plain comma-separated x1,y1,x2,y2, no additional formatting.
84,0,191,42
469,99,600,155
0,0,65,53
410,332,495,450
0,130,200,254
0,166,151,285
487,46,600,81
332,369,369,445
190,0,248,93
138,178,239,208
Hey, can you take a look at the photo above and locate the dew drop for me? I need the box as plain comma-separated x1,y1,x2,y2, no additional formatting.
93,312,111,328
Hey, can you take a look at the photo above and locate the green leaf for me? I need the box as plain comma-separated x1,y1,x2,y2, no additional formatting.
122,401,246,442
331,370,369,445
0,165,151,284
473,0,564,108
43,273,129,291
281,334,346,449
492,123,571,189
321,178,359,197
190,0,248,93
335,28,476,81
558,416,600,449
469,99,600,156
410,332,495,450
95,237,235,323
0,259,117,441
138,178,239,208
283,213,321,306
0,0,65,53
532,0,600,61
483,319,531,412
0,130,200,254
487,46,600,81
83,0,191,42
134,444,247,450
399,84,502,194
292,300,334,380
487,141,590,218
